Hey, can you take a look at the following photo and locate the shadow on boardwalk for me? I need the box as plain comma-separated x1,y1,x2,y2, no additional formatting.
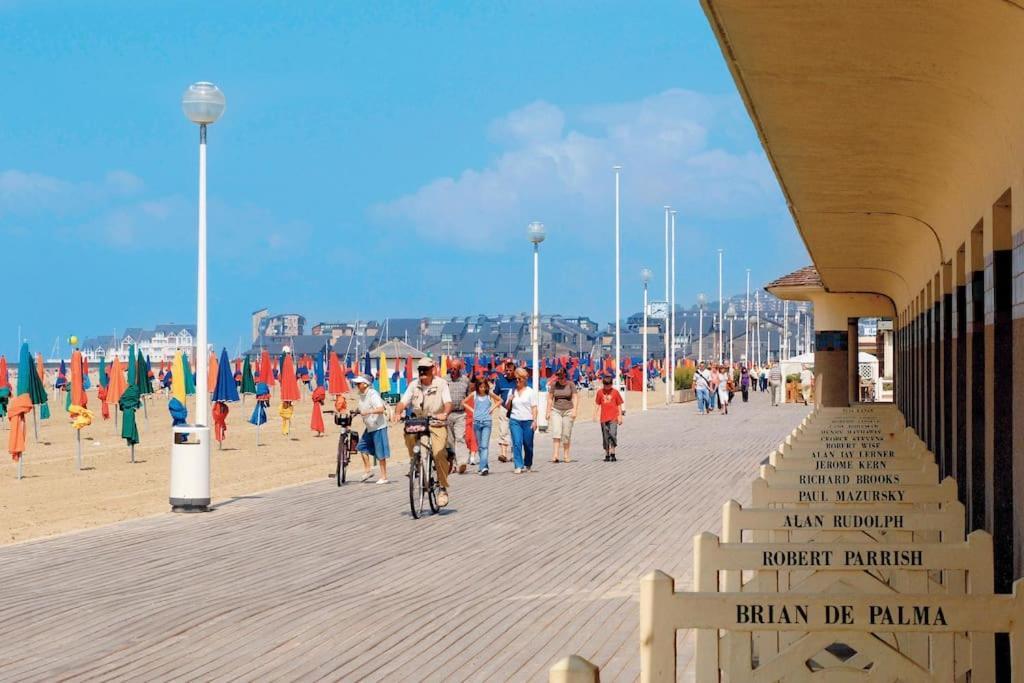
0,399,807,682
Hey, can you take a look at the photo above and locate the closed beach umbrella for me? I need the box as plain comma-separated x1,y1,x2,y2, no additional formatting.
379,353,391,394
310,386,326,435
11,343,46,476
18,344,47,408
240,356,257,395
70,350,87,408
258,349,274,387
136,349,153,395
279,354,300,402
56,360,67,390
207,351,219,393
0,356,8,391
363,352,372,377
212,348,239,447
328,353,349,395
106,356,127,406
119,385,141,461
440,355,448,377
212,348,240,403
314,354,325,388
98,357,108,388
171,351,187,404
181,352,196,396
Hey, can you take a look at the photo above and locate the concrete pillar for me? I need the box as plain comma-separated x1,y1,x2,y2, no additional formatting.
965,223,985,533
954,247,968,508
984,194,1014,595
1014,214,1024,582
941,263,953,480
814,329,850,408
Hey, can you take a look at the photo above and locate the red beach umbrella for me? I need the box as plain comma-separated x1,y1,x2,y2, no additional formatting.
0,356,8,390
279,354,300,402
327,353,349,395
258,350,274,387
70,350,87,408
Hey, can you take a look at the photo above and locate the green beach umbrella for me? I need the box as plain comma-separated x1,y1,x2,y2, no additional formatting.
118,384,141,462
127,345,137,391
98,357,108,388
241,356,256,395
17,343,47,406
181,353,196,396
136,349,153,395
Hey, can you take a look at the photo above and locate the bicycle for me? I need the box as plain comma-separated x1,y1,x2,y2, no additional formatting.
404,416,441,518
334,410,360,486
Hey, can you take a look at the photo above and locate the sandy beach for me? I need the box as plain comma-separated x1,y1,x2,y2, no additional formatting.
0,385,680,544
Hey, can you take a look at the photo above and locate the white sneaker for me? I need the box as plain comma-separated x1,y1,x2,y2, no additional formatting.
375,478,390,485
360,472,374,482
514,468,523,474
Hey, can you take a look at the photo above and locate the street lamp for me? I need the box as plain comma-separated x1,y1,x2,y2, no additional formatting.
663,206,671,405
172,81,225,513
670,210,677,401
697,293,707,363
641,267,652,412
726,304,736,367
613,166,622,390
717,248,724,363
528,221,546,396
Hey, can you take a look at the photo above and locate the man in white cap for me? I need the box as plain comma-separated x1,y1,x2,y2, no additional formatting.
352,374,391,484
393,356,453,505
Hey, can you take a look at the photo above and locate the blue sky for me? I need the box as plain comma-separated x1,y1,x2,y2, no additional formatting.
0,0,807,358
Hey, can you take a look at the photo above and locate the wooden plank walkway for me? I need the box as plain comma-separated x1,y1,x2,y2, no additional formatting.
0,398,807,682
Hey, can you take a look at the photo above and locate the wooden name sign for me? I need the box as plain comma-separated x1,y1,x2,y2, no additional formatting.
759,462,938,487
721,500,966,545
639,570,1013,683
750,476,958,506
769,451,927,472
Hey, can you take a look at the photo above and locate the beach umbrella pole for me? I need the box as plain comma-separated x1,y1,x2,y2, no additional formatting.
76,430,82,470
130,444,135,464
256,420,261,448
32,410,38,442
114,405,119,431
17,456,23,480
143,399,148,426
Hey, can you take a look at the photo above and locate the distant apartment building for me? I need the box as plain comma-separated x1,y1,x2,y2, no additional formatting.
251,309,306,344
80,323,197,363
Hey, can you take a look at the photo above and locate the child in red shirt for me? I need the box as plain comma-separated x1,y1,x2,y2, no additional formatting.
594,374,624,461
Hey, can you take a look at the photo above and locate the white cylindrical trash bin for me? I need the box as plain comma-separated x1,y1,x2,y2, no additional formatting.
170,425,211,512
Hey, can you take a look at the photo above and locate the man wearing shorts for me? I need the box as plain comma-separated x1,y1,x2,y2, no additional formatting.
594,374,624,462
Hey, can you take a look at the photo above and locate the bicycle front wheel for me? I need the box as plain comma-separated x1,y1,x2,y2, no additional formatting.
408,454,421,519
337,439,346,486
427,450,440,514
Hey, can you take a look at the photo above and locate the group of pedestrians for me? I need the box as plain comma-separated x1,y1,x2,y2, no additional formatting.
346,357,627,508
692,360,814,412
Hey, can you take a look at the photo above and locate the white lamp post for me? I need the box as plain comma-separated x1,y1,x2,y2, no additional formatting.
745,268,751,366
717,248,724,363
663,206,671,404
727,304,736,367
670,210,677,400
697,293,707,363
528,221,546,392
171,81,225,513
613,166,622,390
641,267,652,412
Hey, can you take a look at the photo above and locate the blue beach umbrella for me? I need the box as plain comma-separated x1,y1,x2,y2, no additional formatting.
212,348,240,403
363,351,372,377
314,354,325,388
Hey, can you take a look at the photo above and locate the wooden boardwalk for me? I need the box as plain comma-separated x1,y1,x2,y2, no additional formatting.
0,397,807,682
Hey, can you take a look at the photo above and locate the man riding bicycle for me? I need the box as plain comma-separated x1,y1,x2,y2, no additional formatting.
393,357,452,506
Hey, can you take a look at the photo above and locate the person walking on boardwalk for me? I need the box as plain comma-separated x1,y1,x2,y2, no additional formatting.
716,364,731,415
799,364,814,406
445,359,471,474
493,360,517,463
505,367,538,473
739,364,751,403
768,362,783,407
546,367,578,463
594,373,624,461
393,357,453,506
353,374,391,484
694,362,712,415
464,376,500,475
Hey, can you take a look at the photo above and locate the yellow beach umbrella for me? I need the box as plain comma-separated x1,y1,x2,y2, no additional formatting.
171,351,187,404
379,353,391,394
440,355,448,377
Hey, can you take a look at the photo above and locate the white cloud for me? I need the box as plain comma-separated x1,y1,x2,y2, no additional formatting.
370,89,783,247
0,169,144,218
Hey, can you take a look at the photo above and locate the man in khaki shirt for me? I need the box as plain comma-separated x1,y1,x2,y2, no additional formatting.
394,357,453,505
